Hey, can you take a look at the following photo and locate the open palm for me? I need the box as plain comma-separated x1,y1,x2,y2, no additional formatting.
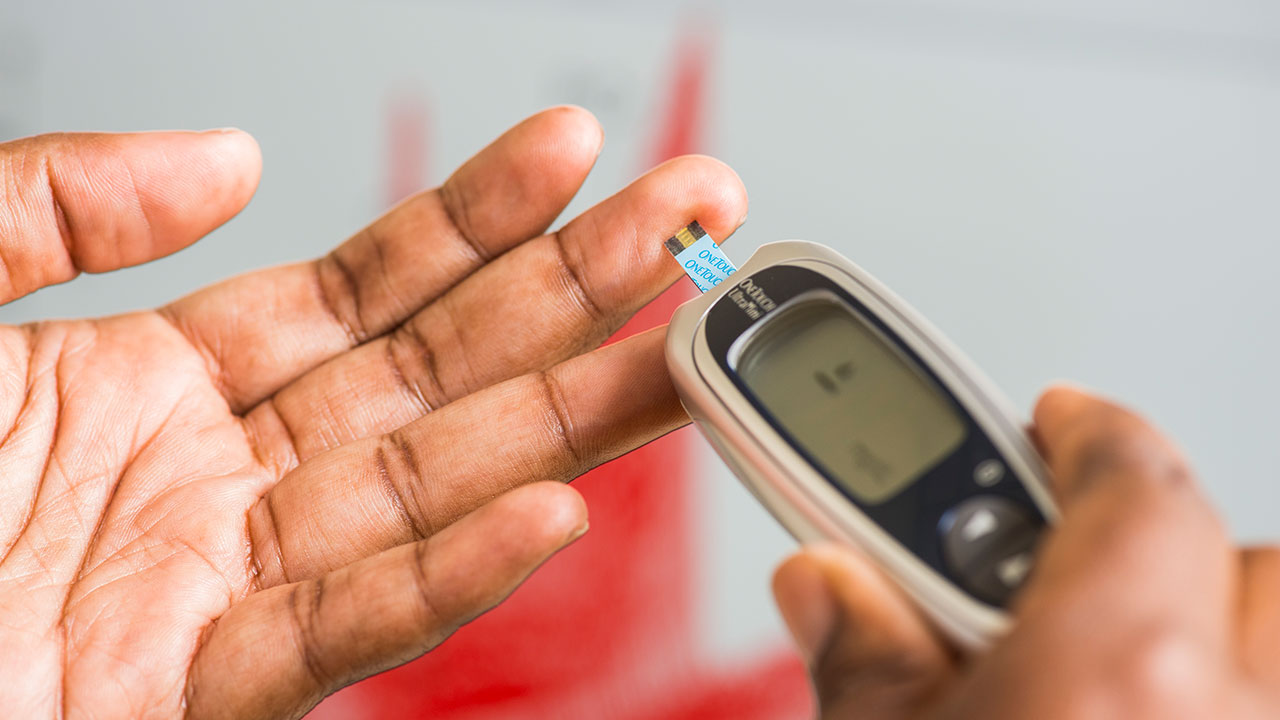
0,108,747,719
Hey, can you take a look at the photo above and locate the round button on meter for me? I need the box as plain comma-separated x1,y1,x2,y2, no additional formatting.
941,496,1041,607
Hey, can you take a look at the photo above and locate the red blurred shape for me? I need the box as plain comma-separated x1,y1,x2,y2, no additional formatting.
386,93,430,207
649,26,707,169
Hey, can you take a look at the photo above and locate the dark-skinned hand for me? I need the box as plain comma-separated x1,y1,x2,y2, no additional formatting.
775,388,1279,720
0,106,747,719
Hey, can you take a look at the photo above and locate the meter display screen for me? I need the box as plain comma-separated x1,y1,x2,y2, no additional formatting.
735,298,966,504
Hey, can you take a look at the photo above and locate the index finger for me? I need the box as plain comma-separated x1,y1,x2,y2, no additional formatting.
1016,387,1233,647
163,106,604,412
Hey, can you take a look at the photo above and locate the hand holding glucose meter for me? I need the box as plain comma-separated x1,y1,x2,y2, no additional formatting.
663,227,1056,650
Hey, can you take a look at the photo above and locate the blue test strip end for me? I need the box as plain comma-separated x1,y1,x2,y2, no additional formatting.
664,222,737,293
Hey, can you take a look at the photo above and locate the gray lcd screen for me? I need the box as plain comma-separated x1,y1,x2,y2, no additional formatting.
735,298,966,504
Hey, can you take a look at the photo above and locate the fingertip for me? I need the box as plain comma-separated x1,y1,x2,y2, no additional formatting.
1032,383,1098,434
772,552,837,664
202,127,262,173
197,127,263,206
539,104,605,157
441,107,605,250
499,481,589,546
127,129,262,218
658,154,749,239
520,105,605,180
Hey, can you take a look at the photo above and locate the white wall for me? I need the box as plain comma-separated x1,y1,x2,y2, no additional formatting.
2,0,1278,661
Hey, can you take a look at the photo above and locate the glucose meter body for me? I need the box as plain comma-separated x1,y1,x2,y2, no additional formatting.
665,240,1056,650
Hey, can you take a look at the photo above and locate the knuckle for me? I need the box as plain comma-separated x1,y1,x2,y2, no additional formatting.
0,138,77,297
382,333,432,414
1060,408,1193,497
437,180,489,262
287,580,337,691
1068,427,1148,484
314,252,366,344
425,295,478,397
407,540,448,633
388,319,452,410
535,370,581,467
375,430,432,541
246,490,291,588
548,231,604,325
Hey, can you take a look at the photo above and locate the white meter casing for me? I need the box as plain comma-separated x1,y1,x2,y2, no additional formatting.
665,241,1057,651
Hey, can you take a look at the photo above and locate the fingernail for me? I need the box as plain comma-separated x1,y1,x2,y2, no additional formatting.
566,520,589,544
202,127,244,134
775,558,836,663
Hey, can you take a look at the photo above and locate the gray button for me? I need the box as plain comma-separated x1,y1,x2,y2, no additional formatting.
995,551,1034,587
941,496,1040,606
973,459,1005,487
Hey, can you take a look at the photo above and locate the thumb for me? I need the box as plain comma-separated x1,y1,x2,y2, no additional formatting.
774,544,955,720
0,129,261,303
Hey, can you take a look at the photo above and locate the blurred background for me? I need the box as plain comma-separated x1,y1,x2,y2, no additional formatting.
2,0,1278,717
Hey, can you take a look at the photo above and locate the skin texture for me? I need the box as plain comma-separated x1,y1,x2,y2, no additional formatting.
0,107,748,719
774,387,1280,720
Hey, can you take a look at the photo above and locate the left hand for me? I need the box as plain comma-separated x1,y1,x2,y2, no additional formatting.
0,106,748,719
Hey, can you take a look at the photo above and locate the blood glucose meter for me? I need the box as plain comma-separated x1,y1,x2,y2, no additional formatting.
664,235,1056,650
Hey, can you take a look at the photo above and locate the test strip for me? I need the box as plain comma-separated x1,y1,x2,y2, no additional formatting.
663,221,738,293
